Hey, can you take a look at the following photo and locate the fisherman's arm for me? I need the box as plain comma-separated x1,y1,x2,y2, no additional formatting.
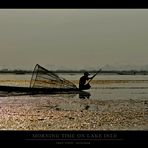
88,76,94,79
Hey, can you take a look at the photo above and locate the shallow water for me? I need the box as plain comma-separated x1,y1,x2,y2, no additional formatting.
0,73,148,100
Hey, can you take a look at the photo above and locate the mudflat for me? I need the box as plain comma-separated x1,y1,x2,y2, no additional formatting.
0,96,147,130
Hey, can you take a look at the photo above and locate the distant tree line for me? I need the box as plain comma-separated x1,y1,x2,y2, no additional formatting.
0,69,148,75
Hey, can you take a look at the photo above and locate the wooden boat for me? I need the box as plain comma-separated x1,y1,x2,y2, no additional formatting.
0,64,91,98
0,85,83,94
0,85,91,99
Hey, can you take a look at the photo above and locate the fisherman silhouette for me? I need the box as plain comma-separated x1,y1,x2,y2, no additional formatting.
79,72,93,90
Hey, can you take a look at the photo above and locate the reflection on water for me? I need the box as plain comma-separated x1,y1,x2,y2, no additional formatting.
79,91,91,99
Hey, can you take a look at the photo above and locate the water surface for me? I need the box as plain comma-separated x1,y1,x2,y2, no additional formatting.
0,73,148,100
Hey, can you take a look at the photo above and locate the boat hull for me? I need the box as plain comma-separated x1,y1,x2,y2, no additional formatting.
0,85,81,94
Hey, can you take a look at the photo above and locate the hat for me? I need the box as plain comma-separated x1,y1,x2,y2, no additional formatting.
84,72,90,76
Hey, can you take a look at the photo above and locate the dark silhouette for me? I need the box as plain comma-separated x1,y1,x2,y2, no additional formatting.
79,91,91,99
79,72,93,90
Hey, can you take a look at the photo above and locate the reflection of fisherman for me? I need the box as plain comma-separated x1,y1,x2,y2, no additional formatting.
79,91,91,99
79,72,93,90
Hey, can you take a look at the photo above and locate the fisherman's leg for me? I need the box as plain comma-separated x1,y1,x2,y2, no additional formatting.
81,84,91,90
79,84,91,90
85,83,91,89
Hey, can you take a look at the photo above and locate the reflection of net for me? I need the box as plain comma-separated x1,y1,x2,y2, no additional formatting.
30,64,77,89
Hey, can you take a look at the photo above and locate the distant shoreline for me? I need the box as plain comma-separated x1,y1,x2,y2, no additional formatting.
0,70,148,75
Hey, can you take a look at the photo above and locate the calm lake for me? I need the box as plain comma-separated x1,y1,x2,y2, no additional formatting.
0,73,148,100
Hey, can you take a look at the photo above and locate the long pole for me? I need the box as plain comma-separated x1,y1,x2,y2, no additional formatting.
87,68,102,84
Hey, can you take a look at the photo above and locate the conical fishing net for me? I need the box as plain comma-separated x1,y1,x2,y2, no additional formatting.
30,64,77,89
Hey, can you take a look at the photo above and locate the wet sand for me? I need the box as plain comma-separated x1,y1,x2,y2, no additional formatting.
0,95,147,130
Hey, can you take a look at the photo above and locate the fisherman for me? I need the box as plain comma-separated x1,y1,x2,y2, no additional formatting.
79,72,93,90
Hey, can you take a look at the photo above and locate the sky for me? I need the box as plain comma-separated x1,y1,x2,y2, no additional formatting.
0,9,148,70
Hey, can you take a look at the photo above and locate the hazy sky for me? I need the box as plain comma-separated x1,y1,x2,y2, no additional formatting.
0,9,148,70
